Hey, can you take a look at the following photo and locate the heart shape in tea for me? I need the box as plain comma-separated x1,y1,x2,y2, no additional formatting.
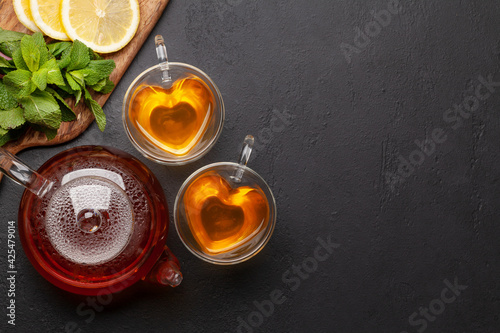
201,197,244,241
149,102,197,146
183,174,270,254
129,78,214,156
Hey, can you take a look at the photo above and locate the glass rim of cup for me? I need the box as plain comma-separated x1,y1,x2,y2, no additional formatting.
173,162,277,265
122,62,225,166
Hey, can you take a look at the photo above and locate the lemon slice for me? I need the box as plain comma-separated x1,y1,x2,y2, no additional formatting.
30,0,69,40
13,0,41,33
61,0,140,54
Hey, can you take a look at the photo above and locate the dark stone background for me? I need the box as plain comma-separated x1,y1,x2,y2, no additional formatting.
1,0,500,332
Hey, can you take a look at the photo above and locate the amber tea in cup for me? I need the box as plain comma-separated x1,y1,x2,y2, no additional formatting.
123,35,224,165
183,172,270,255
129,76,215,156
174,136,276,264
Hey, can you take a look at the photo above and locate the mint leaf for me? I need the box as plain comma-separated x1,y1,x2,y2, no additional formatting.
88,60,115,75
0,81,18,110
30,124,58,140
0,107,25,129
0,68,13,75
0,28,25,43
89,78,106,91
32,32,48,67
12,48,28,70
3,69,35,98
65,72,81,91
56,82,74,95
88,99,106,131
71,59,115,86
0,57,14,69
48,42,71,57
0,126,24,146
32,67,49,90
0,41,21,58
0,128,12,146
0,130,10,146
41,58,65,86
83,88,91,100
58,46,72,69
91,78,114,94
84,89,105,131
67,40,90,71
74,89,82,106
69,71,85,87
42,127,58,140
60,106,76,122
20,90,61,129
46,87,76,122
21,35,40,72
89,49,103,60
68,69,87,85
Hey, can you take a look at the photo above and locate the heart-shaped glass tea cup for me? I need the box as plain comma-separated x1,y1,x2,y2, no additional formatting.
123,35,224,165
174,135,277,264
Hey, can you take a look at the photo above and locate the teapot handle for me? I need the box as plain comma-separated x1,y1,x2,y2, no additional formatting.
145,246,183,287
0,147,53,197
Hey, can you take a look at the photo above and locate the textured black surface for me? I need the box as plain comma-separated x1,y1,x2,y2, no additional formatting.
1,0,500,332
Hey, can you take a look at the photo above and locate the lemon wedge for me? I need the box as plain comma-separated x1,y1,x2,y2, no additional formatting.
61,0,140,54
13,0,41,33
30,0,69,40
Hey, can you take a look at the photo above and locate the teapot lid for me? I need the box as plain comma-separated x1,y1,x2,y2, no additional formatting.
45,172,134,265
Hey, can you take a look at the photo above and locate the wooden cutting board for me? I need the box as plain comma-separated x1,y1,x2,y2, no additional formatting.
0,0,170,155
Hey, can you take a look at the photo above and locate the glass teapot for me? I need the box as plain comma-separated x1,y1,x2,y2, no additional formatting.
0,146,182,295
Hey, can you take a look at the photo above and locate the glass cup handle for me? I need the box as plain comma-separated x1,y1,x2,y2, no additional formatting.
155,35,171,83
231,135,254,183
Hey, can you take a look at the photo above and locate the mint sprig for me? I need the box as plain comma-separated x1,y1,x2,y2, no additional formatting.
0,28,115,146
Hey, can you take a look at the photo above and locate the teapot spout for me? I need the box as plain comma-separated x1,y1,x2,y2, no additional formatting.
146,246,183,287
0,148,53,197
